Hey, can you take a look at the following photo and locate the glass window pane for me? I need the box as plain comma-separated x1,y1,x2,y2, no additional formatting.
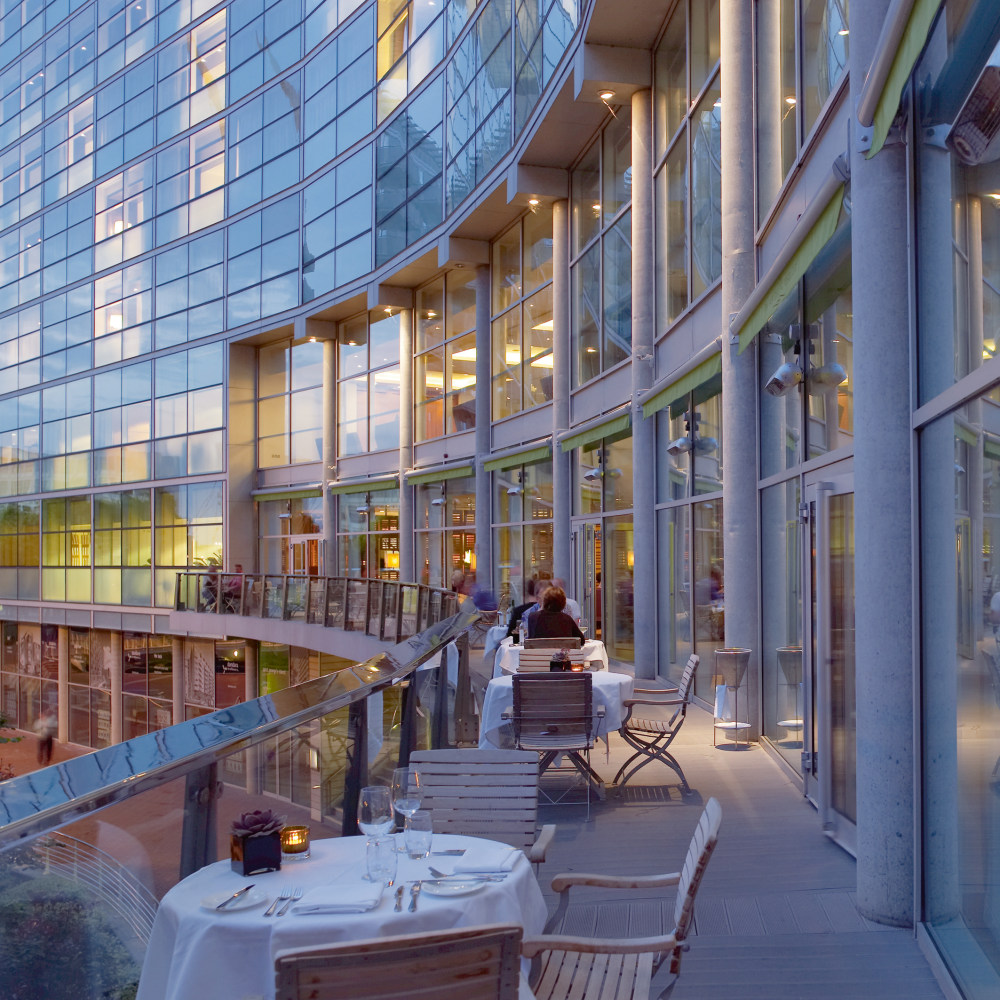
602,107,631,222
571,143,600,254
654,4,686,156
523,286,553,408
657,140,688,329
572,244,601,386
603,214,631,369
492,223,521,313
691,79,722,300
491,310,520,420
522,204,552,294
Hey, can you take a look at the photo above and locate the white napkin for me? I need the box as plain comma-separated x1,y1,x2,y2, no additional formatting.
292,880,383,914
439,844,521,875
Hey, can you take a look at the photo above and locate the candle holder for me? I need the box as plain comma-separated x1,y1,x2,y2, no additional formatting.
280,825,311,860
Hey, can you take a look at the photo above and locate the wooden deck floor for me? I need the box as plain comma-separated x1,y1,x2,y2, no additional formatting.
530,701,946,999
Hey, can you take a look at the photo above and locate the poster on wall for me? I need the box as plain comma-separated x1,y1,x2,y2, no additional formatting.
69,629,89,678
40,625,57,680
18,626,40,676
2,623,16,672
184,639,215,707
90,631,112,691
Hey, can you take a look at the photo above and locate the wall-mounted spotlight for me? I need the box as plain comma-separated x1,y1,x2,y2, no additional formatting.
582,468,602,482
430,483,447,507
808,362,848,391
666,436,693,456
764,361,804,397
356,492,371,516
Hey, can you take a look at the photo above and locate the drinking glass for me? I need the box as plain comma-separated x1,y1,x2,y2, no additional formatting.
578,619,589,636
359,785,392,878
391,767,423,851
404,810,433,859
366,836,397,886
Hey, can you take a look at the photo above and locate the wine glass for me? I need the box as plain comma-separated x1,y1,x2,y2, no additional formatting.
578,618,589,637
391,767,423,851
359,785,392,878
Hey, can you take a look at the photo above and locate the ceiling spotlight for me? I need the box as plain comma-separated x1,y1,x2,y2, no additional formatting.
764,361,804,397
599,90,614,102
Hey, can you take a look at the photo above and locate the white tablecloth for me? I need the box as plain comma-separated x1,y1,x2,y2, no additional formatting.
137,834,547,1000
484,625,510,659
493,636,609,678
478,671,634,750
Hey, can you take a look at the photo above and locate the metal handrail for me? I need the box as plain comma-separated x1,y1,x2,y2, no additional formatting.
0,598,480,850
174,572,461,643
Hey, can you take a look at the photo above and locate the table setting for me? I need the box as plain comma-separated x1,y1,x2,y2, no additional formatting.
136,830,547,1000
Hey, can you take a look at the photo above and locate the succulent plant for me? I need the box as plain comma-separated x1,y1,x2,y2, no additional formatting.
231,808,285,838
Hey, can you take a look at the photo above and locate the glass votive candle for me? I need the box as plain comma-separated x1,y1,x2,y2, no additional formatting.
280,825,310,860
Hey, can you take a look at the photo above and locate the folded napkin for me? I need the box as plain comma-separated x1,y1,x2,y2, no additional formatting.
292,880,383,914
438,844,521,875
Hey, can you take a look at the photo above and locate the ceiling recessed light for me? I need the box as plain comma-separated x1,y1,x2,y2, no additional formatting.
599,90,614,102
528,197,539,206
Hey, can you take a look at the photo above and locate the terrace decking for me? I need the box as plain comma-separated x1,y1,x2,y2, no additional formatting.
534,701,946,999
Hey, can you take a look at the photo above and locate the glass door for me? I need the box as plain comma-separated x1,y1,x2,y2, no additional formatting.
575,521,602,640
803,475,857,852
285,535,321,575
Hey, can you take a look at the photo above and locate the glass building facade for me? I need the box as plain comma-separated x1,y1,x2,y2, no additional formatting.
2,0,1000,992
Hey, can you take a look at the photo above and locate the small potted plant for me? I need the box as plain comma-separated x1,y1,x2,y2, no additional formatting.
231,808,285,876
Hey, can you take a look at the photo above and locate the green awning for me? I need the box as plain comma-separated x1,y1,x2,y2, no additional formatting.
643,352,722,420
560,413,631,453
328,476,399,495
406,464,475,485
737,186,845,354
868,0,942,158
955,421,977,448
252,485,323,502
483,445,551,472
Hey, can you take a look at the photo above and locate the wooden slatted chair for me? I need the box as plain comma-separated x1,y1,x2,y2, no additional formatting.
275,923,523,1000
612,654,699,792
409,749,556,866
523,798,722,1000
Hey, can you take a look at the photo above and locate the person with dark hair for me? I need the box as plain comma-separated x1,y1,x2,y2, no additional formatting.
506,577,546,639
526,586,586,642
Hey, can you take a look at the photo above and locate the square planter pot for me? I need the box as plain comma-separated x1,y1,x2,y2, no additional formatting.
231,832,282,876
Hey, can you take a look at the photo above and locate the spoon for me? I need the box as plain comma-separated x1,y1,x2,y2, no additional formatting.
393,884,405,912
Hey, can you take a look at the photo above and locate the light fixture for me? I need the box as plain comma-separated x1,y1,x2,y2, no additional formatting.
809,362,848,391
527,197,539,213
356,504,369,515
946,39,1000,164
582,468,601,482
785,96,797,105
430,483,446,506
506,485,523,495
599,90,614,102
764,361,804,397
667,436,693,456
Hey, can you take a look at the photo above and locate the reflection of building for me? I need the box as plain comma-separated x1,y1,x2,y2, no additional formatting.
0,0,996,992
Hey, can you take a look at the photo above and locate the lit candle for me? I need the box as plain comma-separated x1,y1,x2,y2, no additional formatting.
280,825,310,859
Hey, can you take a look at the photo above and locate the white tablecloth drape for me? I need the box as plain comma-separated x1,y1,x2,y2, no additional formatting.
137,834,547,1000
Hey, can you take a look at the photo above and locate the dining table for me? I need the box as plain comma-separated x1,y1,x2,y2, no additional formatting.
136,833,547,1000
478,669,635,752
492,636,609,677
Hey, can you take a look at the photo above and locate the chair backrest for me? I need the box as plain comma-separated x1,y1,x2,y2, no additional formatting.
513,649,561,672
409,749,541,853
523,637,583,650
670,797,722,972
275,923,523,1000
677,653,699,702
511,672,595,751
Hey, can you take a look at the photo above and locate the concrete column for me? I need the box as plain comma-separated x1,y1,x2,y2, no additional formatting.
321,335,336,574
172,636,185,725
850,0,914,927
720,0,760,735
110,630,123,744
631,88,655,680
913,28,958,924
398,308,414,582
474,265,493,591
552,199,571,583
57,626,69,743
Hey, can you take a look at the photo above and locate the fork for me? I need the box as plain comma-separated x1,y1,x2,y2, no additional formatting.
264,886,292,917
427,866,506,881
276,886,302,917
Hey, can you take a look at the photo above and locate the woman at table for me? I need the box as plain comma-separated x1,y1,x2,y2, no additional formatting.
526,586,586,642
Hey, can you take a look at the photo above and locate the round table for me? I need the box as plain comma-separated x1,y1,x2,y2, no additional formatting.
136,834,547,1000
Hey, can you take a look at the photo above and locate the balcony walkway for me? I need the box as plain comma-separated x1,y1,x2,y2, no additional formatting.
534,701,945,999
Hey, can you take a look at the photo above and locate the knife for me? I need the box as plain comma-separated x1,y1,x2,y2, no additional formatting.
430,850,466,856
216,884,255,910
408,881,421,912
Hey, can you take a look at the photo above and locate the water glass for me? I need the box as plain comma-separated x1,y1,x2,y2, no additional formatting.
366,836,398,886
404,810,433,859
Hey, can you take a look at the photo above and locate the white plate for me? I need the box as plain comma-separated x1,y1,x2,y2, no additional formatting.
421,880,487,897
201,887,268,912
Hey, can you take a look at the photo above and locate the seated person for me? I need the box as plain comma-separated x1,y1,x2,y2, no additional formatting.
506,578,546,638
526,586,586,642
